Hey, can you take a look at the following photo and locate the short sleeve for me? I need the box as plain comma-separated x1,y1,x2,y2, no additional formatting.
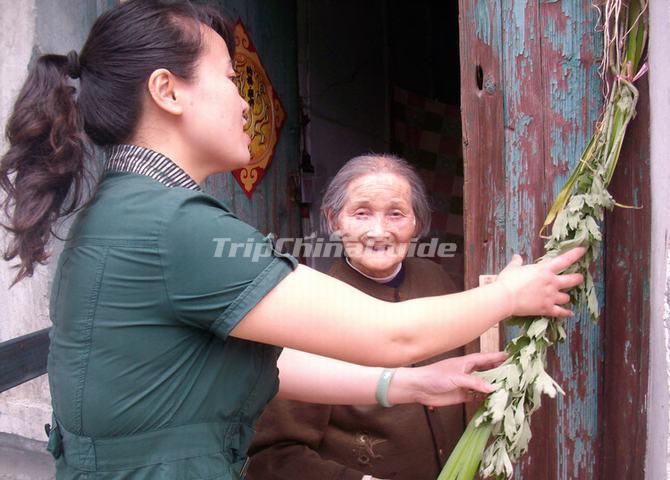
160,194,298,338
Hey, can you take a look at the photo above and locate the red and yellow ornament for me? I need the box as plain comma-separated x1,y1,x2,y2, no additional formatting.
231,19,285,198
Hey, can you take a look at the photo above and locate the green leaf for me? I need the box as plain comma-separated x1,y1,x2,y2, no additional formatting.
488,389,510,424
492,442,514,478
567,195,585,213
588,285,600,321
585,216,602,241
518,343,535,372
514,419,532,457
541,132,600,236
505,318,532,332
625,0,646,74
503,406,517,441
567,210,582,230
526,318,549,339
533,370,564,399
438,408,492,480
504,365,521,392
551,209,570,240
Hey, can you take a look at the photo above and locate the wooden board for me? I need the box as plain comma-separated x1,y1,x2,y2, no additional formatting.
0,328,50,393
459,0,507,422
600,76,650,479
478,275,500,354
459,1,650,478
530,3,604,479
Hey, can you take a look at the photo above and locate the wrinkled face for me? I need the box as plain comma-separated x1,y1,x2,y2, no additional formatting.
334,172,416,278
180,27,250,172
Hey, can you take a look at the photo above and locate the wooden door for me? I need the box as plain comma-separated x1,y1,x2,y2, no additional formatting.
210,0,301,239
459,1,650,478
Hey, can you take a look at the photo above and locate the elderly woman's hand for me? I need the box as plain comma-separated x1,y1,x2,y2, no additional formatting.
388,352,508,407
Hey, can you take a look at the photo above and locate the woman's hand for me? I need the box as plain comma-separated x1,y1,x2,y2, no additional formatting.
495,247,586,318
389,352,508,407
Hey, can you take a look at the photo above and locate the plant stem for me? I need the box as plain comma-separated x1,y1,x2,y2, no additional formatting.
438,408,492,480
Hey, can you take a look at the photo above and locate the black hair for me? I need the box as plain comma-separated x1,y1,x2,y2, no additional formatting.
0,0,233,284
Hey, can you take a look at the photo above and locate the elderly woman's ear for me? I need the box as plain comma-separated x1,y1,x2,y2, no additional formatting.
323,211,338,236
411,216,419,238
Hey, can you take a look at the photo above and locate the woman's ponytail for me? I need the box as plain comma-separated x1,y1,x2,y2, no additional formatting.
0,0,234,285
0,53,87,285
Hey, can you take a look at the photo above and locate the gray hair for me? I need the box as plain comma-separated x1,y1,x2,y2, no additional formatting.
320,153,431,238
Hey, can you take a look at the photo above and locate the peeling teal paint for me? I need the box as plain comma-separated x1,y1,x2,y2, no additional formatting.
547,3,602,478
553,301,601,479
496,1,603,478
511,0,529,55
643,278,650,300
474,0,493,45
544,15,560,49
504,112,537,260
494,200,506,229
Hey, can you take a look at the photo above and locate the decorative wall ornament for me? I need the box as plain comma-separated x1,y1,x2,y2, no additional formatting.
231,18,285,198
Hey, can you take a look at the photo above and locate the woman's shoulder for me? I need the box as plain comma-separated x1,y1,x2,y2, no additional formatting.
97,173,232,215
69,174,237,242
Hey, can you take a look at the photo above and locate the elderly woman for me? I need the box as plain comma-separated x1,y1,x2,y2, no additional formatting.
247,154,469,480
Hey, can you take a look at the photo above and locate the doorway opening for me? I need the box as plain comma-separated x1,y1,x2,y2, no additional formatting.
298,0,464,287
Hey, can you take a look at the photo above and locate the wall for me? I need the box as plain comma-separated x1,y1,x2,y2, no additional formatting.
208,0,300,239
645,0,670,477
0,0,108,442
296,0,390,271
0,0,45,444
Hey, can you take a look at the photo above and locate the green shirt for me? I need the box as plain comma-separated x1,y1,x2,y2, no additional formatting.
47,171,297,479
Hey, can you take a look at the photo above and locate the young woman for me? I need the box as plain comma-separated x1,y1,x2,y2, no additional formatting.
0,2,584,478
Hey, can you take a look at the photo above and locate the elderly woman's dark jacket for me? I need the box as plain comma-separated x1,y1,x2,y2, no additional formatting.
247,257,465,480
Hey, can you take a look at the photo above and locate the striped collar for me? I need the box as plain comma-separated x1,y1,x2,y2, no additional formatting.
104,144,201,191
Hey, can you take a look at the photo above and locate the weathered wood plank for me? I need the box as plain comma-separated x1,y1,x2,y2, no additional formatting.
536,3,604,479
600,77,650,480
459,0,506,420
461,1,617,478
499,0,554,476
0,328,50,393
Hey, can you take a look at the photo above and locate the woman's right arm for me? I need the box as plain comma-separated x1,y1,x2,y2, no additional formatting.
231,248,585,367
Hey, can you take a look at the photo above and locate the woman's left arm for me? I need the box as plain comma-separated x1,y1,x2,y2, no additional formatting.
276,348,507,406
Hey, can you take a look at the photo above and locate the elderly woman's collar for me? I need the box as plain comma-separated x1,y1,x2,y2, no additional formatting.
344,256,404,284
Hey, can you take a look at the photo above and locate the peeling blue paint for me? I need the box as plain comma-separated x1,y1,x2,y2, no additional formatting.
497,2,603,478
511,0,529,57
474,0,492,45
544,15,561,50
643,278,650,300
624,339,632,364
553,301,601,479
547,4,602,478
494,200,506,229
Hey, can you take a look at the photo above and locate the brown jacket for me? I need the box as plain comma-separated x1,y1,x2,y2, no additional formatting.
247,257,465,480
